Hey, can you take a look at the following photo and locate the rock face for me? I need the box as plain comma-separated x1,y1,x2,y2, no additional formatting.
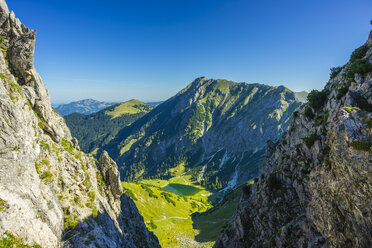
104,78,301,191
98,151,123,198
0,1,159,247
214,33,372,248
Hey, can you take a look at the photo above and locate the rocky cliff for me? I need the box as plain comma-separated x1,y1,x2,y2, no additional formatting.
214,32,372,248
104,78,301,191
0,1,159,247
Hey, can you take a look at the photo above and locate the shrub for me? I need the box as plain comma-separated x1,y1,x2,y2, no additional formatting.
149,219,158,230
330,66,342,79
40,171,53,182
92,207,99,218
304,106,315,119
307,90,327,111
61,137,74,154
293,110,299,119
347,59,372,80
0,233,41,248
64,215,79,230
351,139,372,151
303,133,320,148
39,140,50,152
123,188,137,201
336,86,349,99
368,118,372,129
267,174,281,191
242,183,251,195
350,44,369,63
160,192,176,206
0,198,6,212
354,94,372,112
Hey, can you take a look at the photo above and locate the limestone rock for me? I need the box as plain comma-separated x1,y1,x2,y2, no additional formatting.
0,1,159,247
98,151,123,198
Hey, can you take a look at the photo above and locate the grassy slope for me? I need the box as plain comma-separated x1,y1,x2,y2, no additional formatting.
192,182,252,242
122,175,215,248
106,99,152,118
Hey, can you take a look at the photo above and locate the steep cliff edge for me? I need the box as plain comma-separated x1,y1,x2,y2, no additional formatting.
214,32,372,248
0,1,159,247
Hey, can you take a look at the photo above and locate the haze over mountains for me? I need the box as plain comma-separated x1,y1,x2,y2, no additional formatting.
54,99,164,116
54,99,116,116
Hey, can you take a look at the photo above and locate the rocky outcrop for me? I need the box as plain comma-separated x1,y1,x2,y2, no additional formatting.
214,33,372,248
0,0,159,247
98,151,123,198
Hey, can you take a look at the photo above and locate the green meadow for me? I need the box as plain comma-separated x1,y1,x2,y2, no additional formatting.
122,175,214,248
122,175,248,247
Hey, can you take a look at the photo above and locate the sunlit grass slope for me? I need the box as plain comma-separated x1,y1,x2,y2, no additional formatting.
122,175,215,248
192,182,252,242
106,99,152,119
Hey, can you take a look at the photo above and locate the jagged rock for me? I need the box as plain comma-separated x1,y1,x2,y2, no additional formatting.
98,151,123,198
8,30,35,83
214,32,372,248
0,1,159,247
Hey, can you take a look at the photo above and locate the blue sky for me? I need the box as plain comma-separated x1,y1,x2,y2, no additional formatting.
7,0,372,104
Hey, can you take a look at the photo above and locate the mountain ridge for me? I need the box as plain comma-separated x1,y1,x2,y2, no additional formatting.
64,99,153,153
54,99,116,116
103,77,302,192
214,31,372,248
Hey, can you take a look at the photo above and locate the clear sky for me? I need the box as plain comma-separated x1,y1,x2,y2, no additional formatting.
6,0,372,104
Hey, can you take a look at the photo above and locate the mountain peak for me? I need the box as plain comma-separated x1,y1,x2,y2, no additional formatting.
0,0,9,13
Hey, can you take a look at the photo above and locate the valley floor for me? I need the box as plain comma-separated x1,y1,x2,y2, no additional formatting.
122,175,217,248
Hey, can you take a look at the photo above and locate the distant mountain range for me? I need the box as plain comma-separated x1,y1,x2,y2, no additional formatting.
65,100,153,153
294,90,309,102
96,77,302,192
54,99,164,116
54,99,116,116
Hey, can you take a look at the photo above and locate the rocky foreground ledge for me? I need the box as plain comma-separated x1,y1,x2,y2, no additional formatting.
0,0,159,247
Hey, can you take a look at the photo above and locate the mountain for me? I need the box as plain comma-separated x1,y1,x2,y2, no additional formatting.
54,99,116,116
146,101,164,107
214,32,372,248
0,1,159,247
104,78,302,191
294,90,309,102
64,99,153,154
